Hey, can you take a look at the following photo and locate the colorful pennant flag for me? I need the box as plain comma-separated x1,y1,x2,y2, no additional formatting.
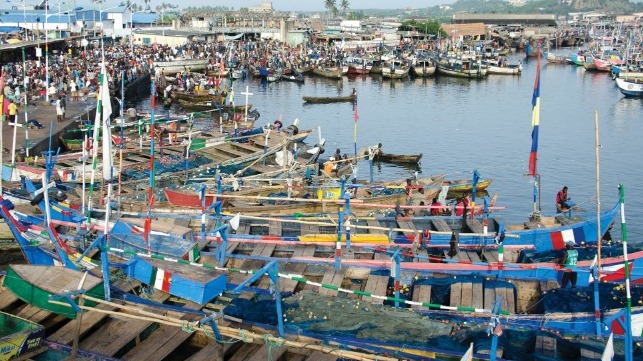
528,53,541,176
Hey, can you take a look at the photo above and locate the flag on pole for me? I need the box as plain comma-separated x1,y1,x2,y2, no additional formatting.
99,63,114,180
229,212,241,231
460,342,473,361
601,333,614,361
528,52,541,177
353,104,359,123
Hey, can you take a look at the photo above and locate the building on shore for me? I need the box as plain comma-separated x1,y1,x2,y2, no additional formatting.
452,13,558,27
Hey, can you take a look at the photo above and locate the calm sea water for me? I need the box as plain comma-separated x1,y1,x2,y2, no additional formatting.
141,53,643,241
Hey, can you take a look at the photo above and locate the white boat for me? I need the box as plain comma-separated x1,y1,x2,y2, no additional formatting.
615,77,643,97
484,59,522,75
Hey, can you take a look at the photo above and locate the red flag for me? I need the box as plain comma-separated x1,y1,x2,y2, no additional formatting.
353,104,359,123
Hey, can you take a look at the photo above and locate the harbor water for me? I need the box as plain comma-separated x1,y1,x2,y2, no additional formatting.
141,53,643,242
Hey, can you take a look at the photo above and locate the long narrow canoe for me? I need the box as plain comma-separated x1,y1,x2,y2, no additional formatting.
4,265,105,319
303,95,356,104
373,152,422,164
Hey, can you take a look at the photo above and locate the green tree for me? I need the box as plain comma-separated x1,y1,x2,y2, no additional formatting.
340,0,350,17
324,0,337,19
399,19,446,37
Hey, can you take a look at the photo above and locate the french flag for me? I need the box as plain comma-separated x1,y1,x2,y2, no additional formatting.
528,53,541,177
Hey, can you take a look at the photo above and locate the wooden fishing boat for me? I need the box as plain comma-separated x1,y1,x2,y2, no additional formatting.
58,128,89,151
615,77,643,97
302,94,356,104
382,59,410,79
154,59,209,74
611,64,643,79
437,57,488,79
126,256,226,305
109,220,200,261
543,52,570,64
0,311,45,359
373,151,422,164
570,53,586,66
346,57,372,75
170,90,224,103
177,99,252,113
589,56,612,72
484,60,522,75
411,59,436,77
444,178,493,193
3,265,105,319
311,66,343,79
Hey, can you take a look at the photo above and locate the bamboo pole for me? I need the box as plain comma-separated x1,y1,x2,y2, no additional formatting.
71,272,89,359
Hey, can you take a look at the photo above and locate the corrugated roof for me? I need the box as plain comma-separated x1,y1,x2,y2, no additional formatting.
132,13,158,24
0,26,21,33
441,23,487,37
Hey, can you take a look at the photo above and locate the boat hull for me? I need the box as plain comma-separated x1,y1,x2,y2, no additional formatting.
615,78,643,97
303,95,356,104
126,256,226,305
0,311,45,360
4,265,105,319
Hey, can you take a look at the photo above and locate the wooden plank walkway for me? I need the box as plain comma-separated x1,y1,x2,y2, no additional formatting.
396,219,416,236
121,301,202,361
77,292,171,356
411,284,431,308
318,270,345,297
362,275,388,304
366,220,386,234
227,243,276,285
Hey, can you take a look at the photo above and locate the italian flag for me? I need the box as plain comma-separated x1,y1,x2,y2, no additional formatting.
150,267,172,292
186,247,200,262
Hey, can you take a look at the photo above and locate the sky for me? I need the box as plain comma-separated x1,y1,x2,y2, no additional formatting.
71,0,451,12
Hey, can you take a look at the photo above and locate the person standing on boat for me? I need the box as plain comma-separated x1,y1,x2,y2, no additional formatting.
559,241,578,288
430,198,443,216
556,186,573,213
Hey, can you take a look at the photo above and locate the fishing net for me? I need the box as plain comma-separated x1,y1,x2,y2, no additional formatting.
541,283,643,313
223,290,553,359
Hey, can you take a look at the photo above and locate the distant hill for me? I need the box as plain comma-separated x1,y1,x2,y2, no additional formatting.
357,0,643,18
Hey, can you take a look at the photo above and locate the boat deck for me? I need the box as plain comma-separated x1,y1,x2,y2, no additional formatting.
0,225,549,361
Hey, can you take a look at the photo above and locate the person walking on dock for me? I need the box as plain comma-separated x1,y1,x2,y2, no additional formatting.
56,96,64,122
8,100,18,123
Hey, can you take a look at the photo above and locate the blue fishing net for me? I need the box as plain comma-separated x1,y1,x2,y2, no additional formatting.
541,283,643,313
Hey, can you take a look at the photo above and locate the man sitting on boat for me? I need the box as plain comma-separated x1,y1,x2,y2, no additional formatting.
556,186,575,213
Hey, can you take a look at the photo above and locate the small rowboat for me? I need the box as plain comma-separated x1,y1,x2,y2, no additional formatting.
373,152,422,164
445,178,493,193
302,95,356,104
